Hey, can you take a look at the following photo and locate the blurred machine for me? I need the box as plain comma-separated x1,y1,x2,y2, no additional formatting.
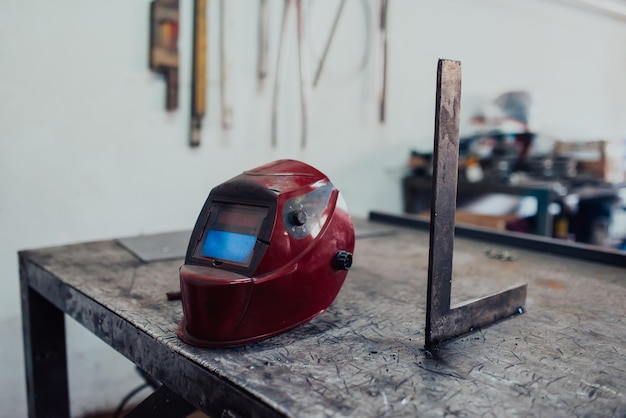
405,134,626,249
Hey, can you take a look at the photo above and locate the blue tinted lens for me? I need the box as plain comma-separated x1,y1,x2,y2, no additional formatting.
201,230,256,264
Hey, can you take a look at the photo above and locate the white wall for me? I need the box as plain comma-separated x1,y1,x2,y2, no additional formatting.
1,0,625,415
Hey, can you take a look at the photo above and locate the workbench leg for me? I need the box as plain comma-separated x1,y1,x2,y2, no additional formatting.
125,385,196,418
21,266,70,418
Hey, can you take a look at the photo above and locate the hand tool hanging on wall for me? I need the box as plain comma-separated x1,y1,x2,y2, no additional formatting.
149,0,180,111
272,0,308,148
425,59,527,349
190,0,207,147
309,0,371,88
220,0,233,129
257,0,270,91
312,0,347,87
378,0,388,123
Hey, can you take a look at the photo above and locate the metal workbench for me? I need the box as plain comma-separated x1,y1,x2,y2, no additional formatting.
20,216,626,417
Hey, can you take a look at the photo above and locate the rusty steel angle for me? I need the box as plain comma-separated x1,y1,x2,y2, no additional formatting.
425,59,527,350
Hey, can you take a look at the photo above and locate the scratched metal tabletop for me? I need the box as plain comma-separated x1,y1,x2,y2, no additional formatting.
22,218,626,417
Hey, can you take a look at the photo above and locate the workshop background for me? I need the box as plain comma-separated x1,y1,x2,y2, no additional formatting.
1,0,626,416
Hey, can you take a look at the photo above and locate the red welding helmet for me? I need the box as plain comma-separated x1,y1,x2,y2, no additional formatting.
178,159,355,347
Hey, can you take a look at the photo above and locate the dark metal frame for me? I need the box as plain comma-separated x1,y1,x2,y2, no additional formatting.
125,385,196,418
424,59,527,350
368,210,626,268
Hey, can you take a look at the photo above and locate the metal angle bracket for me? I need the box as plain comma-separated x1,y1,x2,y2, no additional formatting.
425,59,527,350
